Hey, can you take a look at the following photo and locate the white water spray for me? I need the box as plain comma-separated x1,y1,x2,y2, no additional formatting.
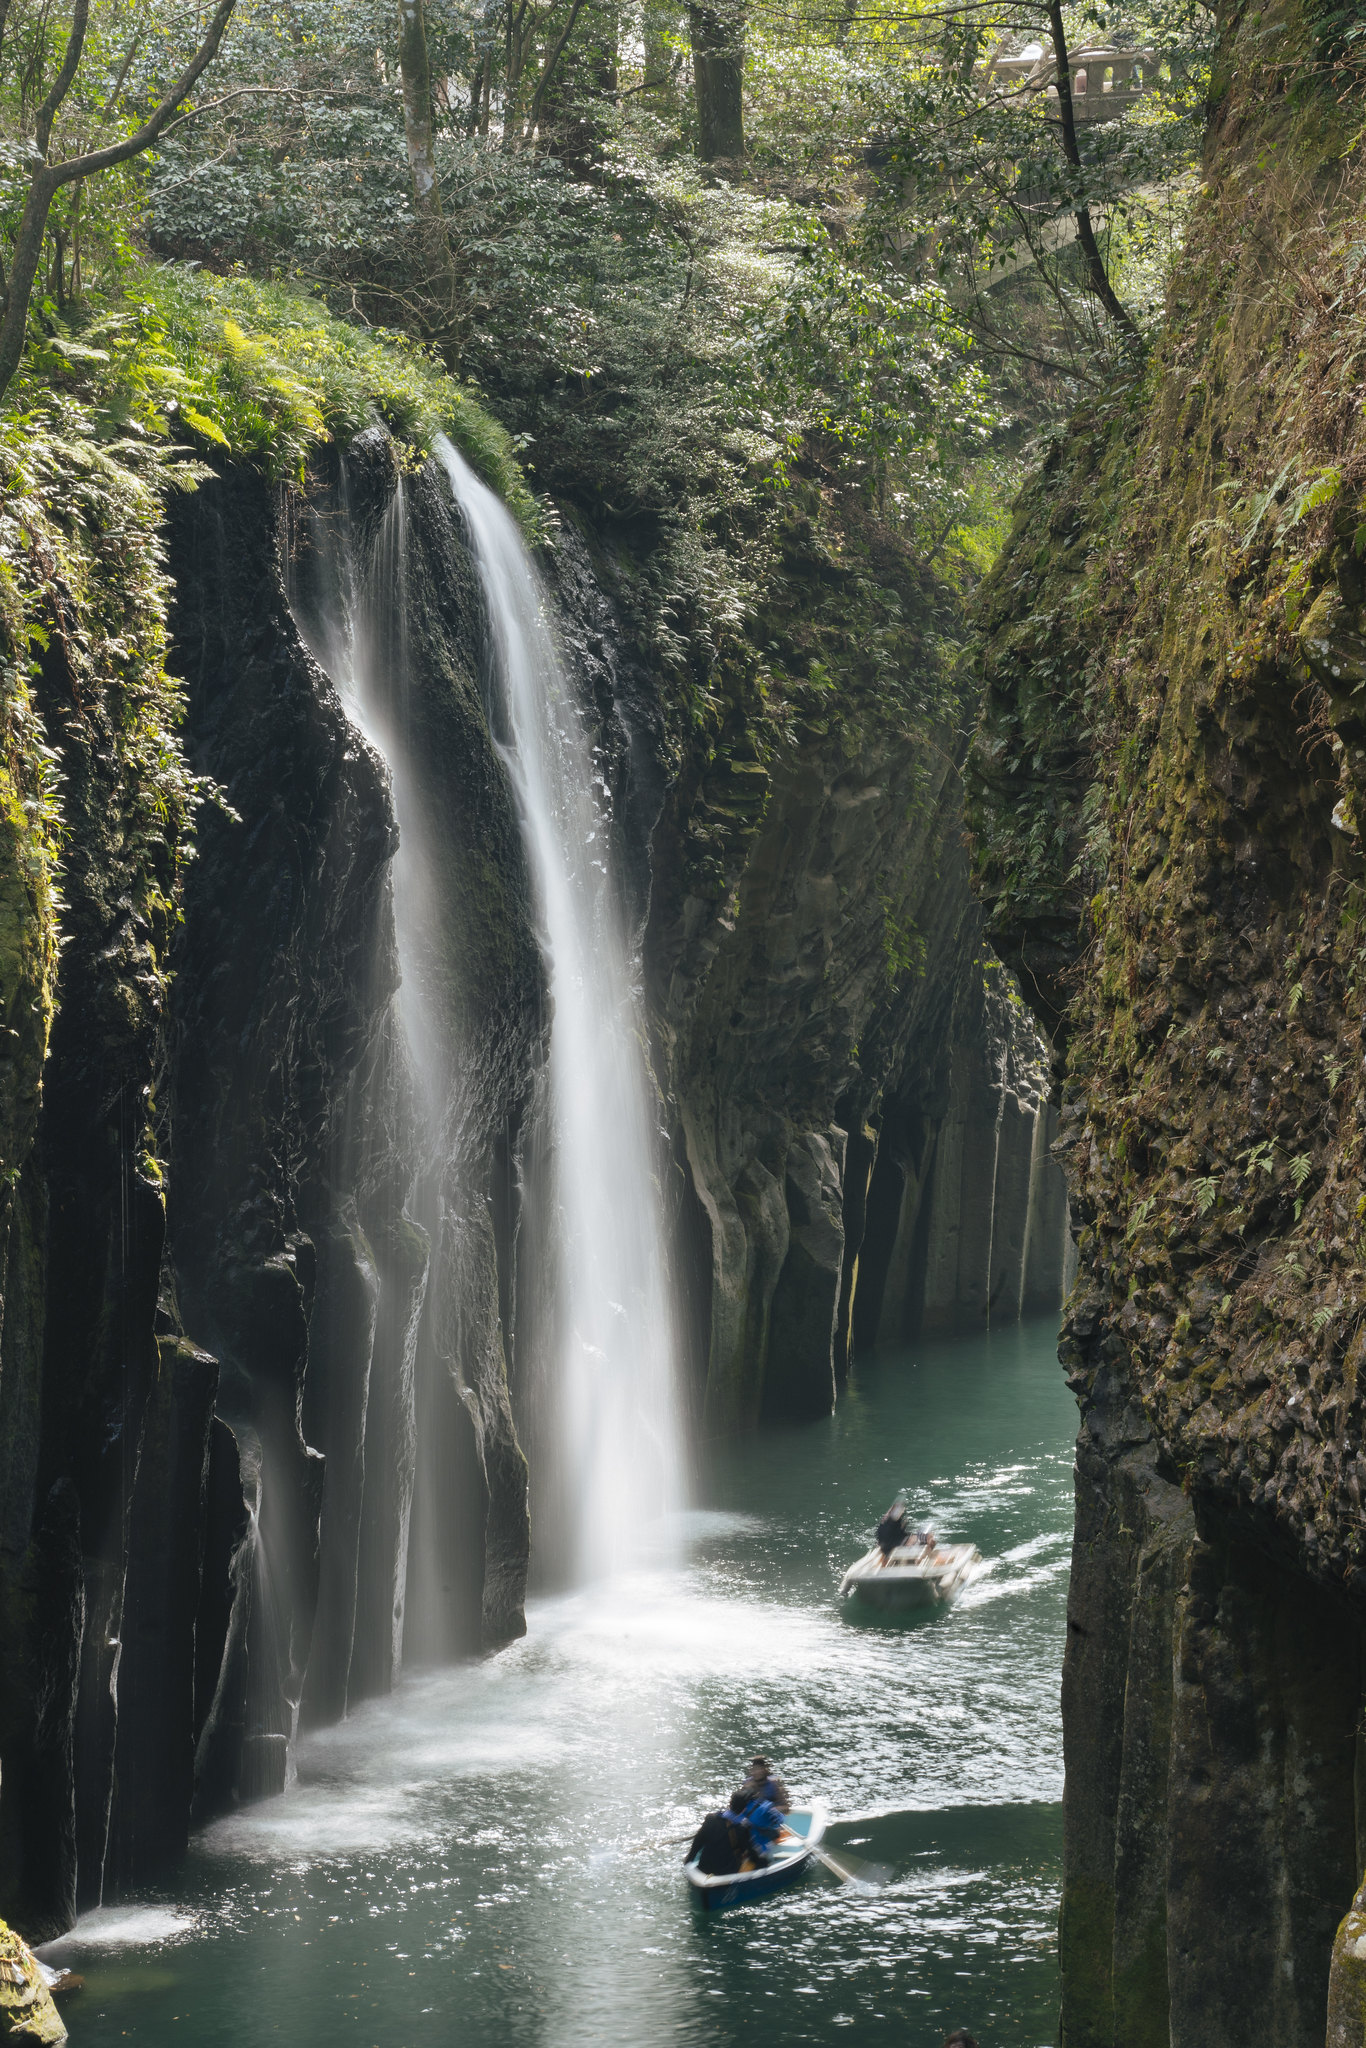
436,437,681,1583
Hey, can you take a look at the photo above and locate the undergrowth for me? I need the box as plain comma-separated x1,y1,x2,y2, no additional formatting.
15,263,529,512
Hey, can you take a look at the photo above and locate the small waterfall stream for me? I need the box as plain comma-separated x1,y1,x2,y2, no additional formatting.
436,436,682,1583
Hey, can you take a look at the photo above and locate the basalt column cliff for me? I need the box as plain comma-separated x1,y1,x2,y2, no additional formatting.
0,395,1069,1940
969,6,1366,2043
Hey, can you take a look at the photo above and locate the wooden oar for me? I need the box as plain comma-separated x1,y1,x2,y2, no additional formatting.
780,1831,892,1888
807,1841,861,1884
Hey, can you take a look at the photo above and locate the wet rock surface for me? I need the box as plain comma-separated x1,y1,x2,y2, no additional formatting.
561,511,1071,1434
0,439,542,1933
0,422,1068,1942
0,1922,64,2044
970,5,1366,2040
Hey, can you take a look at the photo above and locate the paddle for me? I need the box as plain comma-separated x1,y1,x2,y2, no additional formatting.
789,1835,893,1889
806,1841,861,1885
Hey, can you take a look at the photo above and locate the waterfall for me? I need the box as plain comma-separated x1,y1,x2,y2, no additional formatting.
285,460,439,1699
435,437,682,1584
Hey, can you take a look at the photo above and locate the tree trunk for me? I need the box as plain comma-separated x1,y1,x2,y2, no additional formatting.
0,169,60,400
1046,0,1138,341
689,0,743,159
398,0,442,215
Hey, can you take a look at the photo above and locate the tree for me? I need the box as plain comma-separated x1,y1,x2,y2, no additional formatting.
0,0,239,404
1044,0,1138,341
690,0,745,158
875,0,1211,377
398,0,442,217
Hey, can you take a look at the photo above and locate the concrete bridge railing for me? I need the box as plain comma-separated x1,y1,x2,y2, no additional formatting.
981,46,1167,123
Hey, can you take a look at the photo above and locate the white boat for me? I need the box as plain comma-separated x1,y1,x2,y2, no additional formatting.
684,1803,828,1911
838,1535,980,1611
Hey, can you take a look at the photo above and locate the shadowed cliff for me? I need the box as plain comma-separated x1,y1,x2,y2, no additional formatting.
0,407,1069,1936
969,2,1366,2039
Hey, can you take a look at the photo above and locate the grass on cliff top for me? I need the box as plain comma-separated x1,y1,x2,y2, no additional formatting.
10,263,531,519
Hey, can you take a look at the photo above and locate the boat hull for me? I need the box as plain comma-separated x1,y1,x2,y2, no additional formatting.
684,1803,827,1912
839,1541,980,1611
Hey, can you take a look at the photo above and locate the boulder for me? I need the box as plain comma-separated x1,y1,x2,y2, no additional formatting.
0,1924,64,2045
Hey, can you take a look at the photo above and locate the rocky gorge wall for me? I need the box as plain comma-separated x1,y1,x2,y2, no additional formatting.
0,399,1068,1941
0,430,545,1937
581,492,1072,1436
969,6,1366,2041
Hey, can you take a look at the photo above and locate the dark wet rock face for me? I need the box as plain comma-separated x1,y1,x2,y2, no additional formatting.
0,424,1069,1938
166,442,542,1778
645,706,1068,1433
552,514,1072,1439
969,5,1366,2040
0,443,542,1929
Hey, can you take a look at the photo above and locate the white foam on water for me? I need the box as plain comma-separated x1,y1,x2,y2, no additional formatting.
38,1907,198,1953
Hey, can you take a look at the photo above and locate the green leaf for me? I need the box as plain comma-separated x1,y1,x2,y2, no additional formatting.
180,405,230,448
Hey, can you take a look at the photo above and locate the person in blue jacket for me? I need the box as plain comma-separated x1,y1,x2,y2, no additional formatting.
732,1785,787,1859
741,1754,791,1813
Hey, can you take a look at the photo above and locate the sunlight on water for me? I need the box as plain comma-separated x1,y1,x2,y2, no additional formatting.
41,1319,1073,2048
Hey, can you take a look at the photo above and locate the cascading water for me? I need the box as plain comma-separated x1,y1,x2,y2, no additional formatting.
435,436,682,1583
284,461,443,1697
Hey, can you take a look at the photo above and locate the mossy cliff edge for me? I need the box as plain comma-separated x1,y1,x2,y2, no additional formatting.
970,4,1366,2041
0,284,541,1934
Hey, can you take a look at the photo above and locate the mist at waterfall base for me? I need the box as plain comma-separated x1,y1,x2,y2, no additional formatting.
42,1321,1072,2047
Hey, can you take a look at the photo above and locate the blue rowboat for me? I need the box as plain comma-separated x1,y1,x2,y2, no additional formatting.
684,1802,828,1912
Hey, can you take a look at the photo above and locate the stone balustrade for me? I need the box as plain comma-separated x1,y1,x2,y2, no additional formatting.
981,45,1167,121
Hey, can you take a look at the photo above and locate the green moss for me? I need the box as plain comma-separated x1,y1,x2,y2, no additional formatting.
1112,1912,1172,2048
1058,1874,1117,2047
15,263,532,523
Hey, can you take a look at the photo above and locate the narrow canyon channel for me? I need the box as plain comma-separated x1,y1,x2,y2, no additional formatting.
39,1320,1072,2048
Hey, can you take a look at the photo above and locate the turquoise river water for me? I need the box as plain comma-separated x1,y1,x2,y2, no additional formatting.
41,1318,1075,2048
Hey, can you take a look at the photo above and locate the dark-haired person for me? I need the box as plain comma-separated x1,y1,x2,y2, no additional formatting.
686,1795,755,1875
875,1494,910,1561
742,1754,790,1813
943,2030,979,2047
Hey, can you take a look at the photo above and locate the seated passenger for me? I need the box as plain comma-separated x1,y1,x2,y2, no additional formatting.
743,1754,791,1814
875,1495,910,1560
685,1808,746,1876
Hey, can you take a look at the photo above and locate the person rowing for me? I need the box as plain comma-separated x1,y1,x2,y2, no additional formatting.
875,1492,910,1562
684,1757,794,1874
736,1783,788,1857
741,1754,791,1813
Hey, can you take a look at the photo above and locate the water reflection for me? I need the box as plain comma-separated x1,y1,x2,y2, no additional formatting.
43,1318,1072,2047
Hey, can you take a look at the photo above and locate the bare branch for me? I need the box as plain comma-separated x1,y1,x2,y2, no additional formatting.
34,0,90,155
157,82,375,140
47,0,239,188
100,33,142,117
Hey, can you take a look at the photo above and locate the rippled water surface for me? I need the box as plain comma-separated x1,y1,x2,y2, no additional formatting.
43,1320,1073,2047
